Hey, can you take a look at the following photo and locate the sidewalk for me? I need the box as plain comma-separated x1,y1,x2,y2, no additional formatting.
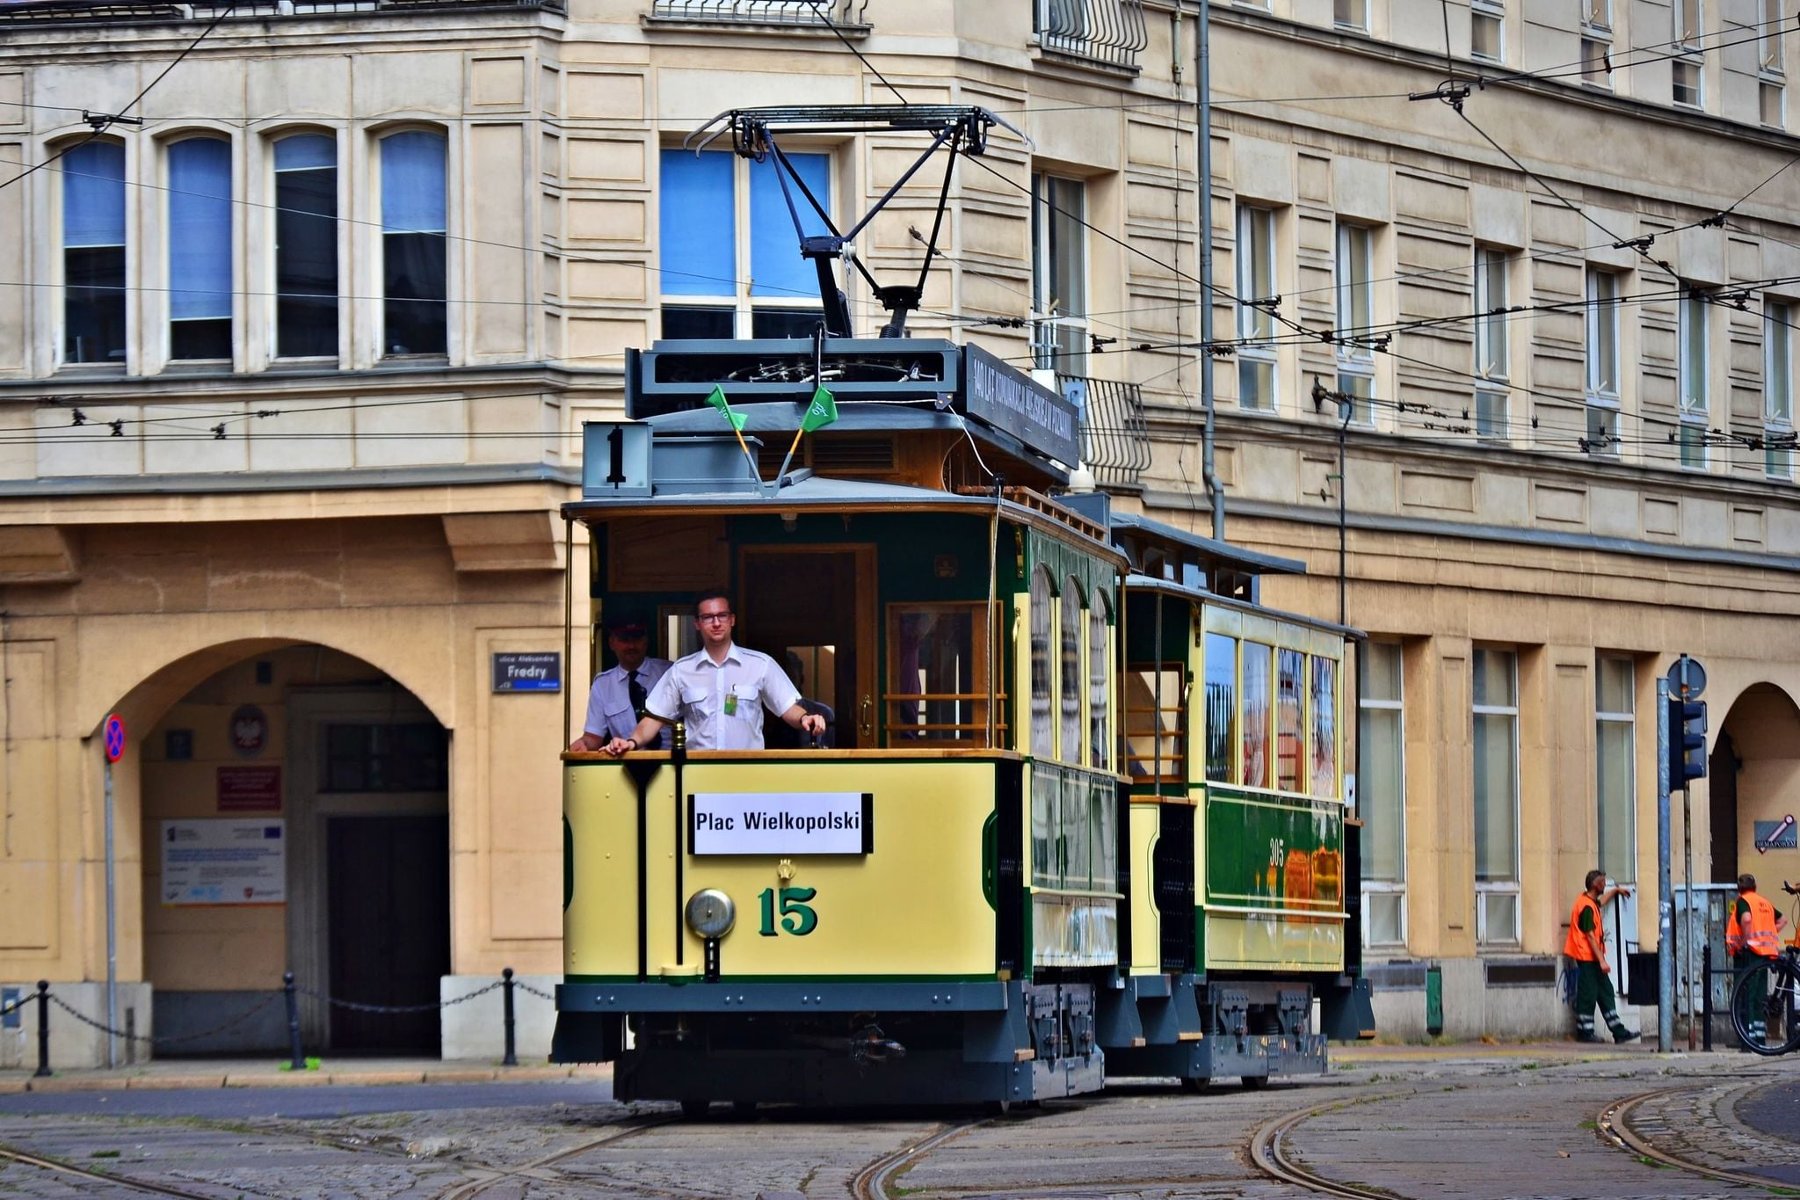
0,1057,612,1093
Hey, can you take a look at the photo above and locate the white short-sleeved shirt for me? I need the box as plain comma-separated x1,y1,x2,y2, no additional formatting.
642,643,801,750
582,658,671,744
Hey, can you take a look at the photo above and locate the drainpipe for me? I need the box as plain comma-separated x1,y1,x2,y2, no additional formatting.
1197,0,1224,540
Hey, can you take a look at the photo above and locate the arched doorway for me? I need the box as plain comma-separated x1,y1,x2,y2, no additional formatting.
139,644,449,1055
1709,683,1800,886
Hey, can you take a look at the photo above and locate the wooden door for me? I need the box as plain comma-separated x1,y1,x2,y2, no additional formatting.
326,815,450,1052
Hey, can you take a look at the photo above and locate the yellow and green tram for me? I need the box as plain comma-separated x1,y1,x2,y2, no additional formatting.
553,337,1373,1110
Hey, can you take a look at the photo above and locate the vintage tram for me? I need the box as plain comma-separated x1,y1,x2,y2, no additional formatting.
552,336,1374,1111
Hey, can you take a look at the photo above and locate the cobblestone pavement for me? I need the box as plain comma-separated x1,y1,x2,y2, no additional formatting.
0,1048,1796,1197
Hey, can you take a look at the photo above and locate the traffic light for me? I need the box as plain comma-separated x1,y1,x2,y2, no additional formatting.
1668,697,1708,786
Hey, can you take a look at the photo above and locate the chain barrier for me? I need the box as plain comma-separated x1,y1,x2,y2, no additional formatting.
23,968,554,1077
48,990,281,1046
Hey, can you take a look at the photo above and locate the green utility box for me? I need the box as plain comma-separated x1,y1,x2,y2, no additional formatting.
1425,963,1444,1036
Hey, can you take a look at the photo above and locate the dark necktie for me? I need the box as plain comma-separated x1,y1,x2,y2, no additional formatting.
628,668,647,718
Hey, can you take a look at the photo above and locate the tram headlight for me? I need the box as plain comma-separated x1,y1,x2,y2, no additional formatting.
684,888,736,939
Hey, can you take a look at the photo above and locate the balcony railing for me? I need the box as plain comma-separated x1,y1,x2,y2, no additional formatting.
0,0,562,24
1062,375,1151,487
1034,0,1147,71
648,0,868,29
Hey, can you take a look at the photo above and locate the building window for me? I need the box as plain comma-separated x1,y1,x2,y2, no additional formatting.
379,129,447,357
166,137,232,362
1473,646,1519,945
1581,0,1611,86
1767,301,1794,479
1237,204,1277,411
274,133,338,359
322,722,448,792
1471,0,1503,61
1596,656,1636,884
1360,640,1405,948
1673,0,1703,105
1474,245,1509,440
62,139,127,366
1033,173,1088,376
1334,0,1367,31
660,148,829,340
1585,269,1620,454
1680,288,1709,469
1336,223,1375,423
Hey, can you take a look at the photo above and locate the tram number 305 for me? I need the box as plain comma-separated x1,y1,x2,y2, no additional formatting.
758,886,819,937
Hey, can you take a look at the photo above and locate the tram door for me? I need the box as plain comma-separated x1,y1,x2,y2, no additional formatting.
740,546,877,748
326,815,450,1052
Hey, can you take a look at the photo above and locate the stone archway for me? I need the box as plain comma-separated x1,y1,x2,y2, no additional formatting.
1712,683,1800,887
129,643,449,1055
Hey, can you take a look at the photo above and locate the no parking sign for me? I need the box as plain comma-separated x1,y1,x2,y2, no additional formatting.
103,713,125,763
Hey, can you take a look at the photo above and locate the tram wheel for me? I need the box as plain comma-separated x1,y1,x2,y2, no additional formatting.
1240,1075,1270,1091
1180,1076,1210,1093
679,1099,711,1119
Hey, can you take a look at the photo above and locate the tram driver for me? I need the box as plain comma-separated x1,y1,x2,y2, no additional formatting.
602,588,827,755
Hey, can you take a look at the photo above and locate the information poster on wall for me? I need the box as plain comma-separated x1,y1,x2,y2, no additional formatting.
161,819,286,906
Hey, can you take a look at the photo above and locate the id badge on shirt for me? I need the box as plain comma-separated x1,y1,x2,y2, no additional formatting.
723,691,738,717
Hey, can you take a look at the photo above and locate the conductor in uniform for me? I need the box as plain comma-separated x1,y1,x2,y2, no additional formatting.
568,608,671,752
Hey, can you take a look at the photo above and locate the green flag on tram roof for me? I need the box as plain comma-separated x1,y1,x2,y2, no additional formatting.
704,385,747,431
800,385,838,434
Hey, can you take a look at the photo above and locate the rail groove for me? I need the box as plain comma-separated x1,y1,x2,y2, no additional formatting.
0,1143,224,1199
1596,1087,1797,1191
1248,1090,1416,1200
850,1119,984,1200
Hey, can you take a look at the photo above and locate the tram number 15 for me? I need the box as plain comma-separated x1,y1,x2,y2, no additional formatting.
758,887,819,937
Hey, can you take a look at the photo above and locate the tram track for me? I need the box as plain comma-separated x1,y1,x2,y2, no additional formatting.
433,1113,678,1200
1595,1085,1799,1192
849,1118,986,1200
0,1141,230,1199
1248,1089,1416,1200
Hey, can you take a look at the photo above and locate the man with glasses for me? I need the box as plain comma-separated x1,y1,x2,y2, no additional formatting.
568,608,671,753
603,588,826,754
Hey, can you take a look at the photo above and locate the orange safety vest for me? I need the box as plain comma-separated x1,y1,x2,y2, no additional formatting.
1564,892,1604,962
1728,890,1780,958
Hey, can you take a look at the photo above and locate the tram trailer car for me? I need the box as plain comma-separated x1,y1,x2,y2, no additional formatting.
554,338,1375,1111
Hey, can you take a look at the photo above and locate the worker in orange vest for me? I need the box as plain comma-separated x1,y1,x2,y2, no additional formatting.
1564,869,1639,1043
1728,873,1782,1049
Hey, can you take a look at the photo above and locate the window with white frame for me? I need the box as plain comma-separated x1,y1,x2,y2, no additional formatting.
1471,0,1504,61
1595,655,1636,885
1033,172,1088,376
659,147,830,341
1673,0,1704,106
1237,204,1278,411
273,133,339,360
167,136,233,362
62,139,128,367
1334,0,1367,31
1679,287,1710,469
1581,0,1611,86
378,129,447,357
1473,646,1519,945
1360,640,1406,948
1762,0,1785,125
1585,269,1620,454
1474,245,1510,439
1336,223,1375,424
1768,300,1794,479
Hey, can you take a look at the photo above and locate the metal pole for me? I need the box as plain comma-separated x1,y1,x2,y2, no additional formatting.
1196,0,1223,540
1701,940,1713,1051
1657,678,1673,1053
501,968,518,1067
103,757,117,1070
1683,781,1695,1051
34,980,49,1077
284,971,305,1071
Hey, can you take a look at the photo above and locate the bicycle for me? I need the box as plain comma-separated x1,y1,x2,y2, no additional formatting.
1729,882,1800,1056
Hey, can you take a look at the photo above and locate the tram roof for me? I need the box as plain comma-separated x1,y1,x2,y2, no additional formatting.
1124,573,1364,640
1107,511,1306,578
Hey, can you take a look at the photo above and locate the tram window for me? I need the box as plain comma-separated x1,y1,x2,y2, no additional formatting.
1124,666,1184,781
1060,577,1084,764
1311,657,1338,798
885,604,991,744
1089,600,1110,770
1030,568,1054,760
1241,642,1272,788
1276,648,1305,792
1203,632,1237,782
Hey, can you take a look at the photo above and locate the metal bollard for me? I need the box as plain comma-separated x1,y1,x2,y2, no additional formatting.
502,968,517,1067
283,972,305,1071
33,980,49,1078
1701,941,1713,1052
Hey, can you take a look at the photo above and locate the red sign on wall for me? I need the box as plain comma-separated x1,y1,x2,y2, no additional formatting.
217,766,282,813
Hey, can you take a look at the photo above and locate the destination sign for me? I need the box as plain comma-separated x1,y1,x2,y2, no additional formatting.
689,791,873,856
962,342,1081,469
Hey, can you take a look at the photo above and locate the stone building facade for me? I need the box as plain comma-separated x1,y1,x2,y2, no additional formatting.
0,0,1794,1058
